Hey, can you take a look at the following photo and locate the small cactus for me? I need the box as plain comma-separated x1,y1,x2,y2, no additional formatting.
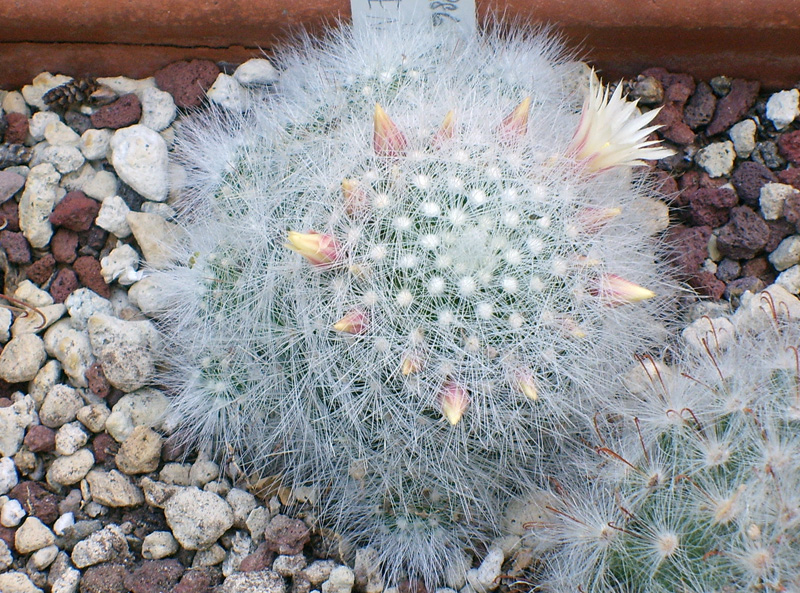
155,23,674,585
526,301,800,593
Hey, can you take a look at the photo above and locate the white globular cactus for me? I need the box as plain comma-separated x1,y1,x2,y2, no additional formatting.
154,22,675,586
526,299,800,593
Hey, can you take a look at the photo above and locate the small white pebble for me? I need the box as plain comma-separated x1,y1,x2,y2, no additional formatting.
0,498,25,527
53,512,75,536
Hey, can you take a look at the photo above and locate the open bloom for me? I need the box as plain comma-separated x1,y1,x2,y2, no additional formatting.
567,74,674,172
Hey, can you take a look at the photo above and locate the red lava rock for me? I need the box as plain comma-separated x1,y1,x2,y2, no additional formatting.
777,167,800,189
765,218,796,252
86,361,112,398
687,187,737,227
0,199,20,231
74,255,111,298
688,270,726,299
0,525,15,553
785,192,800,232
653,103,695,146
0,397,11,407
173,567,222,593
666,224,712,276
51,228,79,263
706,79,760,136
23,424,57,453
0,230,31,264
683,81,717,130
80,563,128,593
715,258,741,282
263,514,311,555
90,93,142,129
724,276,767,302
65,110,93,136
49,190,101,232
4,112,29,144
79,226,110,253
92,432,119,464
641,68,695,107
742,256,772,278
239,542,276,572
124,559,185,593
9,481,61,525
155,59,220,108
778,130,800,167
49,267,79,303
652,170,679,198
26,253,56,285
731,161,778,207
716,206,770,259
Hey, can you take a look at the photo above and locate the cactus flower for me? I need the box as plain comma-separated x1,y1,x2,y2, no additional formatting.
333,309,369,334
440,382,470,425
374,103,407,157
286,231,341,266
499,96,532,141
568,74,674,172
591,274,656,306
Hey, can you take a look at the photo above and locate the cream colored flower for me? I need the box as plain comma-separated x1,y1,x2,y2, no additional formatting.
568,73,674,172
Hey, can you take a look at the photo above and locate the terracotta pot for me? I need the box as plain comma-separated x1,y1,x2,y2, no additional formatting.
1,0,799,89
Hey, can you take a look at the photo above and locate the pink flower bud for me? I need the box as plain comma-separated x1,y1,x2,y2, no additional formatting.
440,382,470,426
342,178,368,217
498,97,531,141
432,110,456,148
400,352,423,376
286,231,341,267
332,309,369,334
373,103,407,157
590,274,656,307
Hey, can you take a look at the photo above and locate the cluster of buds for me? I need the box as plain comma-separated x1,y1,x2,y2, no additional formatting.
284,88,666,425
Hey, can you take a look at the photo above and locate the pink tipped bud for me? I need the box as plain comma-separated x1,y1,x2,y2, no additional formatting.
373,103,407,157
432,110,456,148
576,206,623,233
591,274,656,306
499,97,531,141
400,352,423,376
440,382,469,425
286,231,341,267
515,373,539,401
333,309,369,334
342,178,368,217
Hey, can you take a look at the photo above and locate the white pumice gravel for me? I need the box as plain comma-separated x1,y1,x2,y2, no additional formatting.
233,58,280,85
95,194,132,237
1,498,26,527
19,163,63,249
85,469,145,507
110,124,169,201
87,313,158,392
142,530,179,559
695,140,737,178
0,396,36,456
164,486,235,550
766,88,800,129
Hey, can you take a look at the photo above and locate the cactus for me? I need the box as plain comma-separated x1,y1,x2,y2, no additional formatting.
155,22,674,586
526,300,800,593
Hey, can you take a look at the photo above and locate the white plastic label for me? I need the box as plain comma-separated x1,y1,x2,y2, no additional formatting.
350,0,476,36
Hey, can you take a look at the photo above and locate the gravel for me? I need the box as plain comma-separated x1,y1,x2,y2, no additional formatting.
1,48,800,593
